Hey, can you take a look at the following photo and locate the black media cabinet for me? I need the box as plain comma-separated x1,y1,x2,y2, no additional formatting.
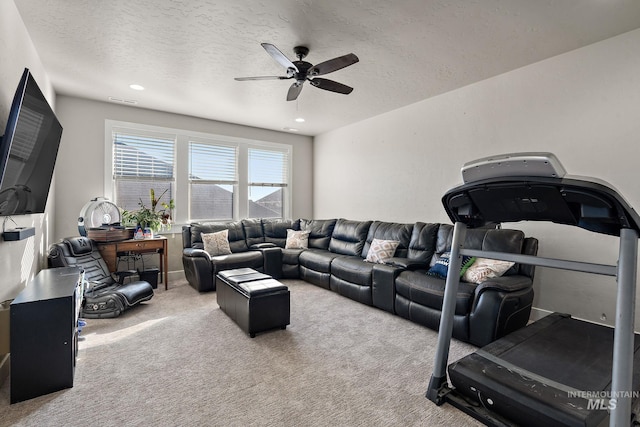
10,267,83,403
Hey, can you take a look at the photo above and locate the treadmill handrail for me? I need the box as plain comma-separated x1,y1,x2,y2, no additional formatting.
459,249,617,277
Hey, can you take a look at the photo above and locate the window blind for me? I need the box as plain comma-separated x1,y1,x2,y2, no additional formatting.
189,142,237,183
113,130,175,180
248,148,288,186
11,107,43,162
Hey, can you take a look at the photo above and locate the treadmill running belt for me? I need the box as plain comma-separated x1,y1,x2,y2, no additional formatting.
498,316,637,392
448,313,640,427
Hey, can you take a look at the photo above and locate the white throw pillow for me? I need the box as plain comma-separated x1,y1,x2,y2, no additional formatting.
463,257,515,283
285,229,310,249
202,229,232,256
365,238,400,263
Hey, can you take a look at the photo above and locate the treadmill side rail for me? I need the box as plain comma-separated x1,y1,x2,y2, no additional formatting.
611,227,639,426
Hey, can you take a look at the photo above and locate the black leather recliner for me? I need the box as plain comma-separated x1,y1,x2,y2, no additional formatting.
393,225,538,347
330,220,411,306
182,221,265,291
48,237,154,318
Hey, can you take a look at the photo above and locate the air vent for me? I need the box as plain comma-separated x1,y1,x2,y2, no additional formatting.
108,97,138,105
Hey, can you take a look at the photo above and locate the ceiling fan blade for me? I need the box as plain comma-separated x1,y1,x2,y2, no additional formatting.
287,82,304,101
261,43,298,72
234,76,291,81
309,53,359,76
309,78,353,95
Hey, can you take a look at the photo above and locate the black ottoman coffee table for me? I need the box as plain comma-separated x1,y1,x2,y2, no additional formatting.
215,268,290,338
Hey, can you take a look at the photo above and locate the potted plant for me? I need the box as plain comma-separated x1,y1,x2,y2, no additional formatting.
121,189,175,236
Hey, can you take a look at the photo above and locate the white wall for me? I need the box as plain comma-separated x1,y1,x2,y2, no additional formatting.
314,29,640,328
53,96,314,272
0,1,57,303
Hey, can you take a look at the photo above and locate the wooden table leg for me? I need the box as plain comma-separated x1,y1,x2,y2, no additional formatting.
162,239,168,290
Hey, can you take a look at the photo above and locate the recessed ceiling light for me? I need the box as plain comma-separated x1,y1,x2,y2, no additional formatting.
294,117,305,123
129,84,145,91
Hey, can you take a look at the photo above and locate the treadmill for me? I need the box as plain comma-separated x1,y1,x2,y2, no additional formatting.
426,153,640,427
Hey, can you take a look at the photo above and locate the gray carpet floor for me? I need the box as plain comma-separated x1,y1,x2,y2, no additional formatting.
0,278,481,427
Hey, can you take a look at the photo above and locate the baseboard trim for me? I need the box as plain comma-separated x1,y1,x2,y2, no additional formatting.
529,307,640,333
529,307,553,323
168,270,185,282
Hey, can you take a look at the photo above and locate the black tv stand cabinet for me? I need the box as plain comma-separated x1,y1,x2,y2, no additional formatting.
10,267,83,403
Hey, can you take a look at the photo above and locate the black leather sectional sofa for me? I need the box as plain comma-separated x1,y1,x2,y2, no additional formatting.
182,218,538,347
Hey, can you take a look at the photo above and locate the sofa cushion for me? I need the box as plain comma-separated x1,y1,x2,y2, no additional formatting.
395,270,477,316
463,258,515,283
433,225,524,275
426,252,475,279
331,256,374,286
282,248,304,264
479,229,524,275
298,248,342,273
202,230,232,256
365,238,400,263
286,229,310,249
363,221,413,258
242,218,265,248
300,218,337,249
190,221,248,253
407,222,439,264
263,218,300,247
329,219,372,256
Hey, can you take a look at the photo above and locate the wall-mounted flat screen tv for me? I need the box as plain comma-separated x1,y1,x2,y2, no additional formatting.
0,68,63,216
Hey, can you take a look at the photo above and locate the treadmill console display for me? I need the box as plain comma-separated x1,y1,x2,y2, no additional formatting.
461,152,566,184
444,152,640,236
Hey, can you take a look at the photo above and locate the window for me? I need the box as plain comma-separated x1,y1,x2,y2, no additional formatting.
106,120,292,225
189,141,237,220
248,148,289,218
112,128,175,212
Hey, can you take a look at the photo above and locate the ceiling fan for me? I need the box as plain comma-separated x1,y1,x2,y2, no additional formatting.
235,43,359,101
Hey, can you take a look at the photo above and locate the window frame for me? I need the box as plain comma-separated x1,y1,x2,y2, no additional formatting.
188,137,239,222
247,146,290,219
104,120,293,228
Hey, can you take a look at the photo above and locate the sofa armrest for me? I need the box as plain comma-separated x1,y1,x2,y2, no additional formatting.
384,257,427,270
183,247,210,259
372,263,405,314
251,246,283,279
182,248,214,291
475,275,533,295
468,275,534,347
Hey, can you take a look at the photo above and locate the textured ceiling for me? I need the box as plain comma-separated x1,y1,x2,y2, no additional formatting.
13,0,640,136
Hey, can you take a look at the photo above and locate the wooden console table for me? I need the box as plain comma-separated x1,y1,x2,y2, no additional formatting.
96,237,169,290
